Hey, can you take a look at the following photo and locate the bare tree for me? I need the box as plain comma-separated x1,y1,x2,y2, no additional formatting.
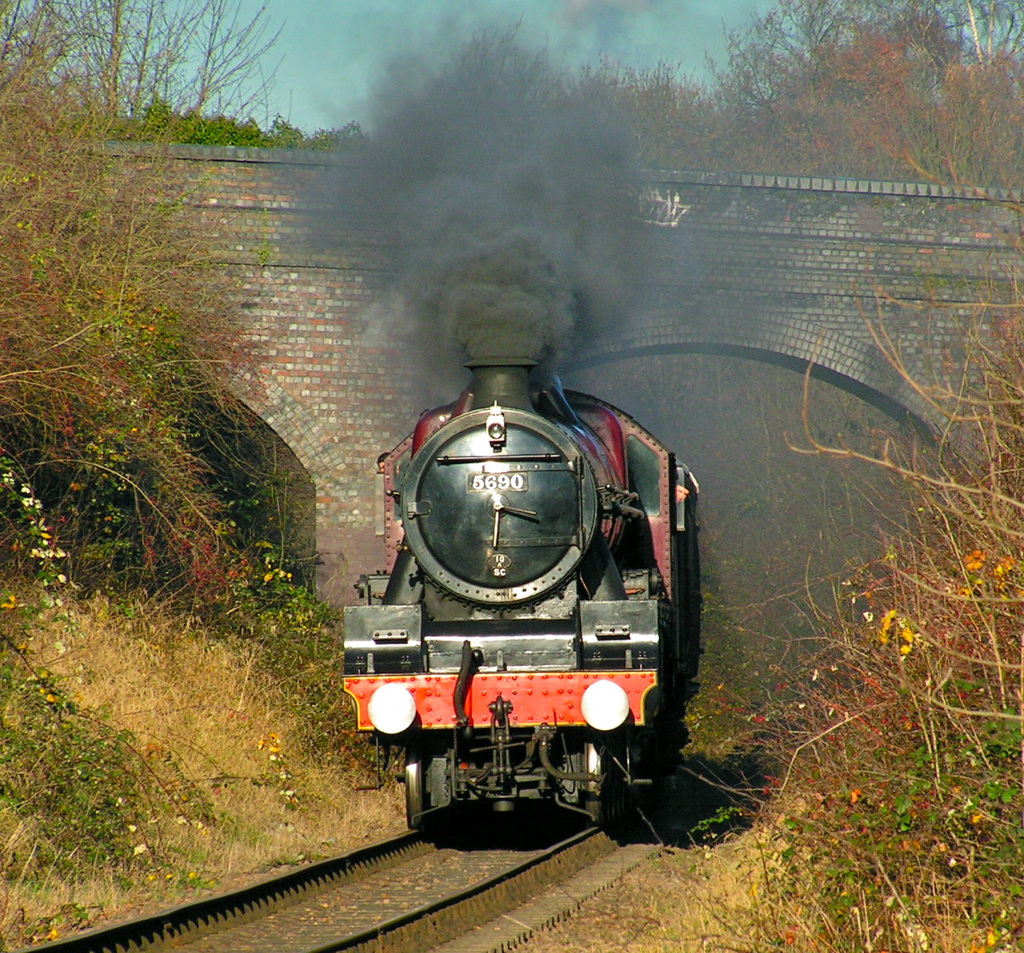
0,0,279,117
940,0,1024,61
187,0,277,114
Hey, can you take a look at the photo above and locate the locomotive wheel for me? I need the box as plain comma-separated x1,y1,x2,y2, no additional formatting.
583,742,631,826
404,745,426,832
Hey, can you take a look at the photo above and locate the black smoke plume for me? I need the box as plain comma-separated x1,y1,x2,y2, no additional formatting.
316,30,645,398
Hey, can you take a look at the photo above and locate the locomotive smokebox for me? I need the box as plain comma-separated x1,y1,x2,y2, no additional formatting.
465,360,536,411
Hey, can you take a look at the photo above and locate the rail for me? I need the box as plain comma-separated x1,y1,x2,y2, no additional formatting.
20,827,619,953
19,832,430,953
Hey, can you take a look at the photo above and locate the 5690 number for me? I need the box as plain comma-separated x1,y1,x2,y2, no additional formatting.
468,472,528,492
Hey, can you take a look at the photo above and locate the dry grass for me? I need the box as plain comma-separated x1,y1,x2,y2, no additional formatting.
527,811,986,953
526,828,763,952
1,592,403,947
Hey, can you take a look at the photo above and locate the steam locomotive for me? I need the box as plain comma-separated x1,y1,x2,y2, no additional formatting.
342,360,701,828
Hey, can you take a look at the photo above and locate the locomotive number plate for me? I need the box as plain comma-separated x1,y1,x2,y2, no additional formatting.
468,472,529,492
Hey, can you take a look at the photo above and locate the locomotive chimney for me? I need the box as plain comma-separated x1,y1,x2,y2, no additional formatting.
465,360,535,411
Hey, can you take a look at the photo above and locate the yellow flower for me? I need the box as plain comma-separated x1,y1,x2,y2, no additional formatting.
992,555,1016,592
879,609,898,644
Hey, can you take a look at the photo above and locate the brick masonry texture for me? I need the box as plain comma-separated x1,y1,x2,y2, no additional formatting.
128,145,1023,605
578,174,1023,427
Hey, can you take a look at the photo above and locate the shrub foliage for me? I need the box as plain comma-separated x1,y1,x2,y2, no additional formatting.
753,309,1024,950
0,27,347,919
0,60,302,607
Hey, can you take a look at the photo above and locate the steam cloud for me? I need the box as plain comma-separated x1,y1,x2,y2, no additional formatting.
317,30,645,397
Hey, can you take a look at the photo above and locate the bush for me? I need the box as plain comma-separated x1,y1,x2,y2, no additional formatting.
0,19,376,949
0,654,149,876
0,58,320,613
0,608,214,884
110,98,366,149
751,298,1024,950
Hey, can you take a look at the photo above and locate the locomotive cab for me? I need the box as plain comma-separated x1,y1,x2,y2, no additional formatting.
343,361,700,829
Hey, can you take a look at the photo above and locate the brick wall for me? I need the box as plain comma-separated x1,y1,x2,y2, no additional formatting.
134,146,1022,604
125,144,415,604
593,172,1022,424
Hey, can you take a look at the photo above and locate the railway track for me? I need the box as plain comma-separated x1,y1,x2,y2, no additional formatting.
23,823,650,953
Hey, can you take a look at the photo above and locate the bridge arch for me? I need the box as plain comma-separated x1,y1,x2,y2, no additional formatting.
573,326,931,432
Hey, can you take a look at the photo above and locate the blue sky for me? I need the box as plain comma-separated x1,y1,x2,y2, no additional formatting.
236,0,763,133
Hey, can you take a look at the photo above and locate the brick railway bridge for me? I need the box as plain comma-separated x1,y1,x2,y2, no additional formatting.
148,145,1023,604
